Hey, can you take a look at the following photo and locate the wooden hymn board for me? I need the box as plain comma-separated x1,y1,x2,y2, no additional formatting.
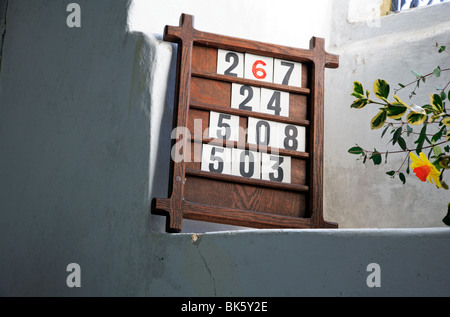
152,14,339,232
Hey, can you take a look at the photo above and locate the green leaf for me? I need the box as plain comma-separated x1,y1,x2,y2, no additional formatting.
381,125,390,138
398,83,405,88
353,81,364,95
442,117,450,127
386,104,407,119
397,136,407,151
392,127,402,145
406,156,410,174
432,126,446,143
371,110,387,130
373,79,390,101
399,172,406,184
406,112,427,125
386,170,395,176
370,151,382,165
438,46,446,53
411,70,422,78
433,145,442,156
442,203,450,226
430,93,444,112
434,66,441,77
351,98,368,109
348,146,364,155
415,125,428,155
406,125,413,137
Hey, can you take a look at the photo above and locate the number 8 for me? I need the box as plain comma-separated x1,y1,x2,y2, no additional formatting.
284,125,298,151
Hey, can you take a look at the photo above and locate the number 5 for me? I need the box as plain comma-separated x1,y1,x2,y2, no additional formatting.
208,111,239,142
201,144,231,175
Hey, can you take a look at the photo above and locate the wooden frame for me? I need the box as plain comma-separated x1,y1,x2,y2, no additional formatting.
152,13,339,232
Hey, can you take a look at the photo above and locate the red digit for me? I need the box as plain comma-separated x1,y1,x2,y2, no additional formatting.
252,60,267,79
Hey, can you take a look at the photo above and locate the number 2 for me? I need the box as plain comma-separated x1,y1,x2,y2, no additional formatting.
224,52,239,77
239,85,254,111
217,50,243,78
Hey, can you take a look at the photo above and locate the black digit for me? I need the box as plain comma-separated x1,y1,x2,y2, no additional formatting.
266,91,281,116
224,52,239,77
239,150,255,178
269,156,284,182
209,147,224,173
217,114,231,140
284,125,298,150
280,61,294,85
256,121,271,146
239,85,253,111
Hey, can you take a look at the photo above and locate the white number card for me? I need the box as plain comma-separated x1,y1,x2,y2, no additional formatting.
201,144,232,175
231,83,261,112
273,59,302,87
231,148,261,179
208,111,240,142
244,53,273,83
217,49,244,78
261,153,291,183
260,88,289,117
247,117,280,148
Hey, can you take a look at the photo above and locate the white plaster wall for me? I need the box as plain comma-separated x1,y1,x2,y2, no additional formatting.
128,0,332,49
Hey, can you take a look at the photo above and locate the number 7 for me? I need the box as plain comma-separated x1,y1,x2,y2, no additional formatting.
274,59,302,87
280,61,294,85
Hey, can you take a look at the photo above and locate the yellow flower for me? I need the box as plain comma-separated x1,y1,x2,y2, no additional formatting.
409,152,441,188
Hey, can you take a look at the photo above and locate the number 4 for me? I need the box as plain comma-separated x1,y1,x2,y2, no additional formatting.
274,59,302,87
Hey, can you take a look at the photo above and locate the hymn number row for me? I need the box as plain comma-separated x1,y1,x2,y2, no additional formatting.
231,84,289,117
209,111,306,153
217,49,302,87
201,144,291,183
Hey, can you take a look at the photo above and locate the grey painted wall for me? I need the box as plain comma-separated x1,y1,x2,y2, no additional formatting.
1,0,449,297
324,0,450,228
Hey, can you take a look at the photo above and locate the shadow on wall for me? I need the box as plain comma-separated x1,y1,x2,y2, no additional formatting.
142,31,251,233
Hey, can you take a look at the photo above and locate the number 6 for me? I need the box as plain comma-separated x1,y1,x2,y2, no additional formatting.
244,53,273,82
252,60,267,79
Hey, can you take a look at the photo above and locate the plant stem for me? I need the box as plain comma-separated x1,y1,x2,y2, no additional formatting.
359,140,449,155
394,68,450,94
